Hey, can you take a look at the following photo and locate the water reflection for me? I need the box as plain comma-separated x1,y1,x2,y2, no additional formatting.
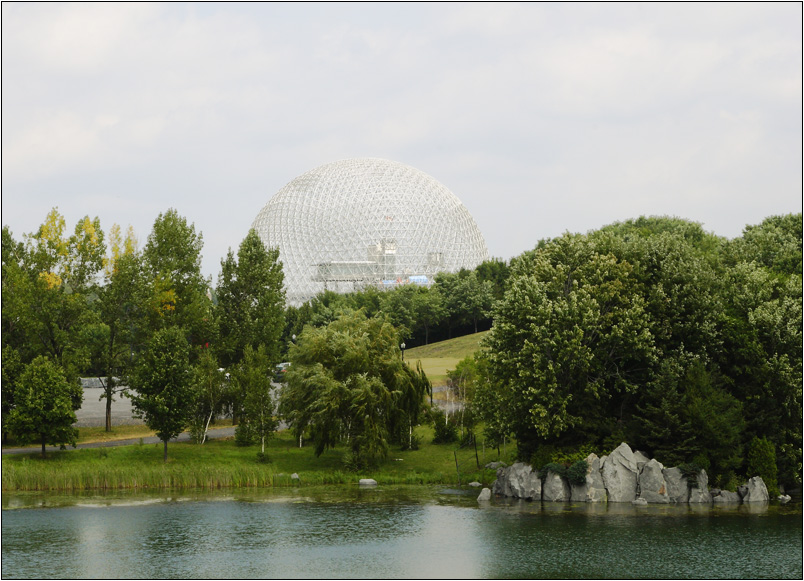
2,488,801,579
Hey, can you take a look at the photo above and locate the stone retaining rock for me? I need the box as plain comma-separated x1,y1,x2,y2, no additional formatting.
663,467,690,503
477,488,492,502
578,453,607,502
542,471,570,501
491,444,770,508
712,490,741,503
601,443,639,502
637,459,669,503
742,476,769,502
634,450,651,471
688,470,712,503
493,462,541,500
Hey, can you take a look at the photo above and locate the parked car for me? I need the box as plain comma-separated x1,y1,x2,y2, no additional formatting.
274,362,290,382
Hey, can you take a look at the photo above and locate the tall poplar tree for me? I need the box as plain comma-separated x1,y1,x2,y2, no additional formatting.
216,229,285,368
142,209,214,349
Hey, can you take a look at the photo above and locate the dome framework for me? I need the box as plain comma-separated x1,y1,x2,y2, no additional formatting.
252,158,489,304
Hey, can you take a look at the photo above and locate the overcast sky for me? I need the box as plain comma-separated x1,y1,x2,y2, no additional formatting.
3,2,801,280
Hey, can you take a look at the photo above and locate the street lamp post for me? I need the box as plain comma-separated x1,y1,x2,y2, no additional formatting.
400,342,406,362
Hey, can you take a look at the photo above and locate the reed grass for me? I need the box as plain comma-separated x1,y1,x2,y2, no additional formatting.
2,428,505,492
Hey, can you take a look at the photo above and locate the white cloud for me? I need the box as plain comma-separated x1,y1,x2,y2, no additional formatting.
2,2,800,278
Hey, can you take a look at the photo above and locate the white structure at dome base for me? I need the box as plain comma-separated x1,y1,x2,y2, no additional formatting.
252,158,489,304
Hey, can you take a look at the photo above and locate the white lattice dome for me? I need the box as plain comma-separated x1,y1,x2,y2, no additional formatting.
252,158,489,304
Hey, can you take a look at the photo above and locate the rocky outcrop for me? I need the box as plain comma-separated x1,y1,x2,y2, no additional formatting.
688,470,712,503
663,467,689,503
572,454,608,502
634,450,651,471
542,471,571,501
601,443,639,502
492,462,541,500
712,490,740,503
637,459,669,503
742,476,769,502
492,444,772,507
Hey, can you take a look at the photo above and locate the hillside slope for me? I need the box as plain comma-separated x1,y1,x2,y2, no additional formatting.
404,331,489,386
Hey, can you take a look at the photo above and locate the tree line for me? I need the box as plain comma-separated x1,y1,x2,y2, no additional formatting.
281,257,509,348
2,208,285,460
471,214,802,492
3,208,800,490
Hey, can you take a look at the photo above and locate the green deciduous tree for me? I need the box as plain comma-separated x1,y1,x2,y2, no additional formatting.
481,233,656,456
3,211,106,382
142,209,214,349
216,229,285,368
279,310,430,469
233,345,278,456
129,327,193,461
94,226,147,431
188,348,228,444
6,356,83,457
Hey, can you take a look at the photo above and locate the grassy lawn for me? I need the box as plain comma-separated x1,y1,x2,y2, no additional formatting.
405,331,489,360
2,426,507,492
404,331,488,386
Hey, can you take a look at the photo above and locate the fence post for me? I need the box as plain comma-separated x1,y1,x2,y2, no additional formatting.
454,450,461,486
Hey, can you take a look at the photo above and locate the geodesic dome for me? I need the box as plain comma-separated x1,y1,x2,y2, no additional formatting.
252,158,489,305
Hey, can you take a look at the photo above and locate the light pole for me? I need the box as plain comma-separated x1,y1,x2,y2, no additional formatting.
400,342,406,362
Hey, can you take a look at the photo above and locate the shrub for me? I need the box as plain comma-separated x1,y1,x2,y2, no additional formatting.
539,462,567,481
235,423,256,447
400,432,421,452
746,437,779,496
566,460,589,486
430,410,458,444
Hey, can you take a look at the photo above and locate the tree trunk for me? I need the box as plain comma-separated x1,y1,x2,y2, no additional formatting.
202,411,213,444
105,385,113,432
41,435,46,458
163,439,168,462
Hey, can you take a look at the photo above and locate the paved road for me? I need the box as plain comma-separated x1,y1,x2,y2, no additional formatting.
73,387,140,427
2,427,236,455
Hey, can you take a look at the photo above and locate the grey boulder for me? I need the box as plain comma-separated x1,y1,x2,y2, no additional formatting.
542,471,570,502
637,459,669,503
712,490,741,503
742,476,769,503
493,462,541,500
601,443,639,502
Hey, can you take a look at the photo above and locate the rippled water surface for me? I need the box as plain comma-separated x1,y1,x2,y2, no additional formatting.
2,487,801,579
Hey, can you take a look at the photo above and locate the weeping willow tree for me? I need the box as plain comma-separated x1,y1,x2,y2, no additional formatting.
279,310,431,469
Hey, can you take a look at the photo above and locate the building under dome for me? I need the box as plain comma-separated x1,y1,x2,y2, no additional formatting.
251,158,489,305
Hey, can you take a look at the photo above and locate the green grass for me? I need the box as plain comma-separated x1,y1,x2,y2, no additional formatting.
405,331,489,360
2,427,505,492
404,331,489,385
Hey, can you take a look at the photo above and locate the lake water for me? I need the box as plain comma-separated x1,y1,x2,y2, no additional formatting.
2,487,801,579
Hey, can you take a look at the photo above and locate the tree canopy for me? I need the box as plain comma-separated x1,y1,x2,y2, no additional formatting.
279,310,430,469
475,214,802,488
